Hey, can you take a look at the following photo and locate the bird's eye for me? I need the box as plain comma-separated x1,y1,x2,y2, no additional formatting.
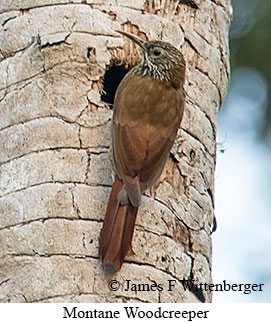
153,49,161,57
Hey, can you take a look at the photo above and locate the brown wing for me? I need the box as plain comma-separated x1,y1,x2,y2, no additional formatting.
139,125,176,189
112,73,184,199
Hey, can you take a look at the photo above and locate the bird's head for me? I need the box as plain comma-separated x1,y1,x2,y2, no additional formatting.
117,30,185,87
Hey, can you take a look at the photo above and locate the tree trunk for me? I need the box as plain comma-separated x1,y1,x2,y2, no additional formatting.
0,0,231,302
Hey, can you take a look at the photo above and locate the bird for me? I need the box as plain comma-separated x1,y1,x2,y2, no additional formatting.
99,30,186,272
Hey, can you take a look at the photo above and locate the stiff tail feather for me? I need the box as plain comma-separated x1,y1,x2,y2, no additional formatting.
99,177,139,272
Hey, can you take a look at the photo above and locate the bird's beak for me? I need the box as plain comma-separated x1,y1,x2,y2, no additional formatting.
116,30,147,52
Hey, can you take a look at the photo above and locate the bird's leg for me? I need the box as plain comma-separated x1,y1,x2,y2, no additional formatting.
117,186,130,205
118,175,142,207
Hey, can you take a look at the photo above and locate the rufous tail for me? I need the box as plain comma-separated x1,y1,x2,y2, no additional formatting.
99,177,139,272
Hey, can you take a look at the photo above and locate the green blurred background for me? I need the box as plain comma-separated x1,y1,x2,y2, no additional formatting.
213,0,271,302
227,0,270,143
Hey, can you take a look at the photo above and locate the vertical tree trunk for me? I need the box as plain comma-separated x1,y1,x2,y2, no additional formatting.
0,0,231,302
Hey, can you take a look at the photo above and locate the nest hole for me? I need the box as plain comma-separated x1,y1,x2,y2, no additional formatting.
101,64,129,106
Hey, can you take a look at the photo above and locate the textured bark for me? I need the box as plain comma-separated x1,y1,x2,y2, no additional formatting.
0,0,231,302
